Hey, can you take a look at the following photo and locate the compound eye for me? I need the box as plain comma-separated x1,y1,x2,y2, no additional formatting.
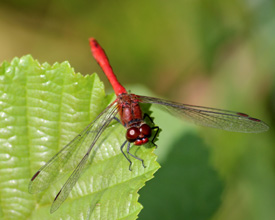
126,127,140,142
139,124,151,137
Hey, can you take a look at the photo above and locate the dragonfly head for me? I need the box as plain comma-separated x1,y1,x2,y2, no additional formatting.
126,123,152,145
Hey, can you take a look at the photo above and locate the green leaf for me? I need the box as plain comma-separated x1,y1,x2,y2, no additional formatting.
0,55,160,220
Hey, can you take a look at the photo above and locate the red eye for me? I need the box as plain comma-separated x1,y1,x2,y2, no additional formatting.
126,127,140,142
139,124,151,137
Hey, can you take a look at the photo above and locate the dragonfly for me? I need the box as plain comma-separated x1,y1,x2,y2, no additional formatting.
29,38,269,213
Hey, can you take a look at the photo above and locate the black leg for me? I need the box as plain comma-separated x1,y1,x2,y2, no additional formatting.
120,140,133,171
150,126,159,148
143,113,159,148
143,113,154,124
127,143,146,169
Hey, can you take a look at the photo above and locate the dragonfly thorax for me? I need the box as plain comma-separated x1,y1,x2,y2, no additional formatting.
126,123,152,145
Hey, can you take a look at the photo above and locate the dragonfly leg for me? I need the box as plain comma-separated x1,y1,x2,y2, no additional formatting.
151,126,159,148
143,113,154,123
127,143,146,169
143,113,159,148
120,140,133,171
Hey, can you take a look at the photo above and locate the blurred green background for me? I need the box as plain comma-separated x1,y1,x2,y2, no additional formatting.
0,0,274,220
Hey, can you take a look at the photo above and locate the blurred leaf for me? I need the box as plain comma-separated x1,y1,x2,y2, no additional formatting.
139,132,223,220
0,55,160,219
196,1,242,72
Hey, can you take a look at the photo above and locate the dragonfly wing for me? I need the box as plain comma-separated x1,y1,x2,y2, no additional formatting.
137,95,269,133
50,101,119,213
28,101,118,194
50,153,89,213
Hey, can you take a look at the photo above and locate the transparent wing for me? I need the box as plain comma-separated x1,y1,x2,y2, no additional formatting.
136,95,269,133
49,102,119,213
28,101,118,197
50,153,89,213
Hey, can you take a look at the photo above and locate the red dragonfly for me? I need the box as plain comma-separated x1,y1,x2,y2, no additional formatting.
29,38,269,213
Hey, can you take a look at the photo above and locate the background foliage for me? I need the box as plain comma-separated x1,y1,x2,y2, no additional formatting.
0,0,274,220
